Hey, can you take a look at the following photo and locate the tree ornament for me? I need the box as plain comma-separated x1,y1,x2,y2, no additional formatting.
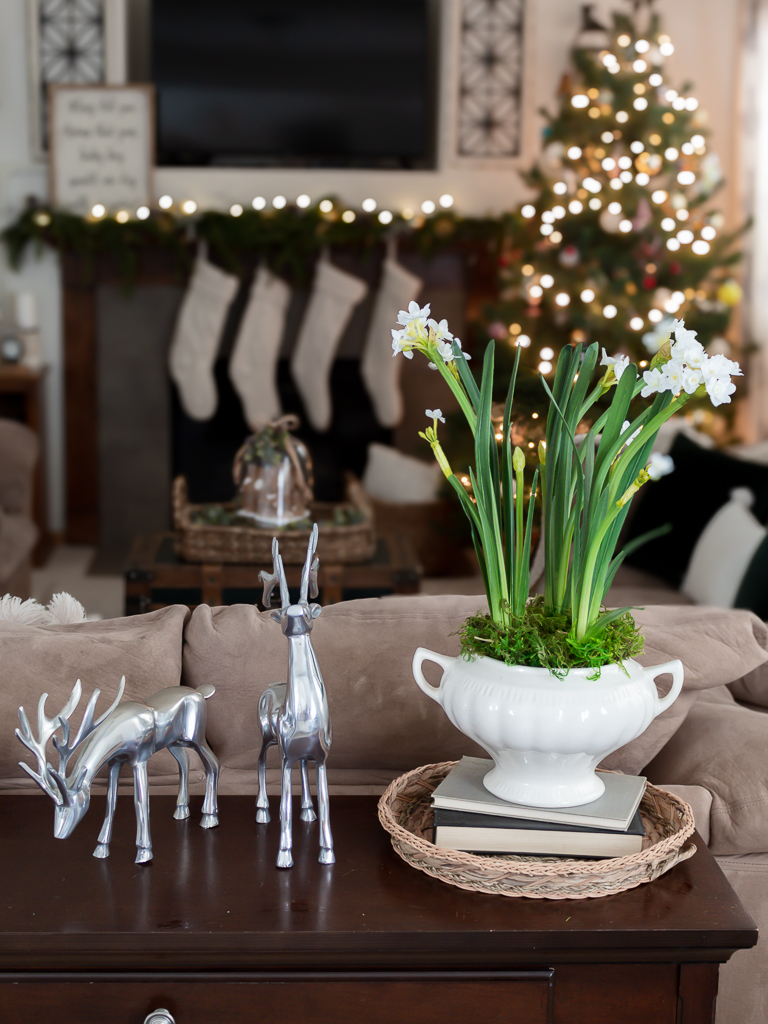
558,244,580,268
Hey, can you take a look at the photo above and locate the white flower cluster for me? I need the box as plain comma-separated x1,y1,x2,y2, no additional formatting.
391,302,471,364
639,320,742,407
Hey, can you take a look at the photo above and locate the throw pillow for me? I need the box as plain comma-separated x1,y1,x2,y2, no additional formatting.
362,443,441,504
734,532,768,622
681,489,766,607
0,605,190,788
625,434,768,588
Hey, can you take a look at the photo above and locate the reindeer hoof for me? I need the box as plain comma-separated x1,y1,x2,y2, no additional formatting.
93,843,110,859
319,848,336,865
173,805,190,820
201,813,219,829
135,848,153,864
276,849,293,869
300,807,317,823
255,808,270,824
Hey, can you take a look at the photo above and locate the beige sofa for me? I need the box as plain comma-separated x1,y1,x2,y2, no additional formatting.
1,594,767,1024
0,418,38,600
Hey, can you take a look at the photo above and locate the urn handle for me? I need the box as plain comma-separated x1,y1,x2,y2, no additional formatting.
412,648,454,707
647,659,685,716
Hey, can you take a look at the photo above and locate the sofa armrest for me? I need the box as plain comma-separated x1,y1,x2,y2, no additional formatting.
654,783,713,845
0,420,38,515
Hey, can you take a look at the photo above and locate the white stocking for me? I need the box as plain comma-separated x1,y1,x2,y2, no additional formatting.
290,257,368,432
168,249,239,421
229,265,291,428
361,255,423,427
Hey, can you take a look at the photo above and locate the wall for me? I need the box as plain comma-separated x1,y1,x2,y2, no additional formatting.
0,0,748,533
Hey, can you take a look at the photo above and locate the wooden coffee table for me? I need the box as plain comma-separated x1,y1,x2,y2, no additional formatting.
0,795,755,1024
124,532,421,614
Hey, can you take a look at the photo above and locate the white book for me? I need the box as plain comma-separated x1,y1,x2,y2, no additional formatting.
431,757,646,831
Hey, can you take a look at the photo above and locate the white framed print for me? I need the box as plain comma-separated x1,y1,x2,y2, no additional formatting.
48,83,154,214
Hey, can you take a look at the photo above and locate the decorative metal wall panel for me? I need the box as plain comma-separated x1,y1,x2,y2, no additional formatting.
34,0,105,148
458,0,525,158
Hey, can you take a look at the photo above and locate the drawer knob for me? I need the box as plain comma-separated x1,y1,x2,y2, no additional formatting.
144,1011,175,1024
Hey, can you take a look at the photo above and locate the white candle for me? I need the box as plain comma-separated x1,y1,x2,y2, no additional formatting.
15,291,37,330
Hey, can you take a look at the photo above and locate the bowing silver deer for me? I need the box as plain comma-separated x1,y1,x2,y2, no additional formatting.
256,525,334,868
16,679,220,864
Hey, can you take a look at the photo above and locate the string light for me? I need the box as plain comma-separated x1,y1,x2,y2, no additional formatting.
540,274,554,287
540,347,554,360
649,73,663,87
588,197,602,209
617,33,631,46
319,199,333,213
296,194,312,209
610,178,623,190
632,59,647,73
649,133,662,145
229,203,243,217
659,38,675,56
635,39,650,52
677,171,696,185
665,89,678,102
401,207,415,219
673,97,686,111
619,219,633,232
342,210,356,223
633,97,648,110
607,61,621,75
529,285,544,298
582,177,601,193
421,200,436,214
636,172,650,185
685,97,699,110
158,195,173,209
553,181,568,194
619,170,633,183
522,264,535,275
509,323,521,335
552,205,565,219
181,200,197,214
581,288,596,302
661,217,676,230
378,210,393,224
136,206,150,220
639,360,648,368
663,112,675,124
439,193,454,208
521,204,536,218
528,442,535,449
601,131,614,143
517,334,531,347
538,360,553,374
676,208,689,220
567,146,582,159
115,210,129,223
618,156,632,169
253,196,267,210
691,134,705,148
652,189,668,204
701,225,717,240
569,200,583,214
681,142,695,155
608,201,622,214
272,195,287,209
361,198,376,212
677,229,694,244
572,94,589,108
555,292,570,306
532,412,539,419
602,157,616,170
542,211,555,224
666,238,681,251
601,52,617,67
630,317,644,330
549,231,561,242
603,304,617,318
692,240,711,255
630,141,644,154
615,111,629,123
648,308,663,323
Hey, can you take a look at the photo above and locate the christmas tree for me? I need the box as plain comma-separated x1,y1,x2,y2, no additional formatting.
484,7,744,401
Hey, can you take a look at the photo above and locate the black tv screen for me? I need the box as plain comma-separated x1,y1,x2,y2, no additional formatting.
152,0,433,167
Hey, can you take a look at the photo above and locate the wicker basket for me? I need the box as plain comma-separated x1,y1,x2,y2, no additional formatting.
173,476,376,564
378,762,696,900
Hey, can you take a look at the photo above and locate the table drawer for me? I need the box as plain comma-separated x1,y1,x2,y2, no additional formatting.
0,973,554,1024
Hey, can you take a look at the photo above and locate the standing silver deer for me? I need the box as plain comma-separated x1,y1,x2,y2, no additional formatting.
16,679,220,864
256,525,334,868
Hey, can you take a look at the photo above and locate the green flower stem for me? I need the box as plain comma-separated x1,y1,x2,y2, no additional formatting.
431,354,478,434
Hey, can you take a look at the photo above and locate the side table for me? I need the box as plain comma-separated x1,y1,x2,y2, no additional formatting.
124,532,422,614
0,795,756,1024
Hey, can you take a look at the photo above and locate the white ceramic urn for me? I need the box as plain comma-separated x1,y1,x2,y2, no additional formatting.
412,650,684,808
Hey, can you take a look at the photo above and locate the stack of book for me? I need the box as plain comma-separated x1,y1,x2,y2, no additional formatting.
431,757,647,859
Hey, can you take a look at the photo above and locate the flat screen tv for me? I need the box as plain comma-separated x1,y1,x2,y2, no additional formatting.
152,0,433,168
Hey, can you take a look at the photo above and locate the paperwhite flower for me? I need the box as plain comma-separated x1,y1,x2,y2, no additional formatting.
391,328,413,358
705,376,737,406
640,366,665,397
436,337,471,363
660,360,684,393
642,321,672,354
600,348,630,380
672,322,698,347
426,408,445,423
620,420,641,445
672,334,706,369
647,452,675,480
428,318,453,342
701,353,743,381
397,300,431,327
681,365,704,394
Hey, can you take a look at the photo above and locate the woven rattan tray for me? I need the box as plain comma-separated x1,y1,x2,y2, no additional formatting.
378,761,696,900
172,476,376,565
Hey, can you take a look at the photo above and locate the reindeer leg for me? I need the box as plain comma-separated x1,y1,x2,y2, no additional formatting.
133,761,153,864
94,759,122,858
276,757,294,869
191,738,220,828
299,759,316,822
316,761,335,865
256,734,275,824
170,746,190,820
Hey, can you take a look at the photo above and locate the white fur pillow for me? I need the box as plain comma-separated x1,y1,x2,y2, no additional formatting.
0,593,87,625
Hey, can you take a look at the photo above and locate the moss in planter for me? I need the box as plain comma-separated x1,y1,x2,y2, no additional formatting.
455,596,644,678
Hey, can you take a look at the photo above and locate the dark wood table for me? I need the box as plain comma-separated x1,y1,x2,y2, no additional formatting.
124,532,422,615
0,795,755,1024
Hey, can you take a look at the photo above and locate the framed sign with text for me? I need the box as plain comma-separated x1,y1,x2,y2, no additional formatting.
49,84,154,214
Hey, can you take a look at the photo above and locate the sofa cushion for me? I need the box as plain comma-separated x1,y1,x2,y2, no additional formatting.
645,687,768,855
0,605,190,789
182,597,768,780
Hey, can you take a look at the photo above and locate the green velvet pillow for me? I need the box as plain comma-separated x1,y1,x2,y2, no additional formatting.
735,533,768,620
624,434,768,588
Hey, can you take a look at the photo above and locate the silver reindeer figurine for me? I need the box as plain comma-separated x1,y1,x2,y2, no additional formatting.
256,525,334,868
16,679,220,864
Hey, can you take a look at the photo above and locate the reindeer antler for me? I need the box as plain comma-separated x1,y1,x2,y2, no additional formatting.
16,681,83,805
52,676,126,772
300,524,320,605
260,537,290,609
